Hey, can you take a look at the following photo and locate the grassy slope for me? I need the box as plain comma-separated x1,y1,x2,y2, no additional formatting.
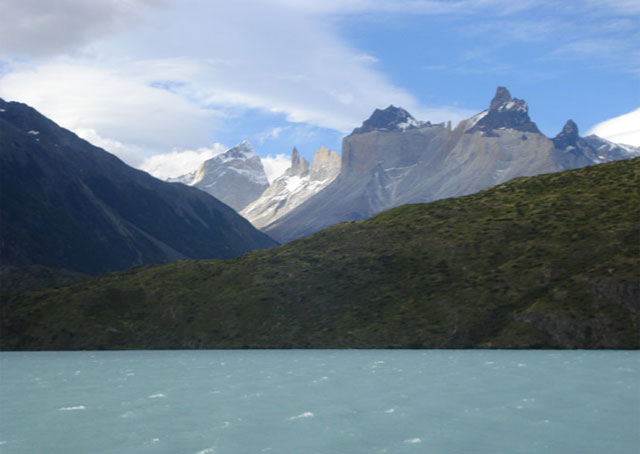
2,159,639,350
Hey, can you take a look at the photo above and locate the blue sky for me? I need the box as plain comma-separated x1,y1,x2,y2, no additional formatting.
0,0,638,181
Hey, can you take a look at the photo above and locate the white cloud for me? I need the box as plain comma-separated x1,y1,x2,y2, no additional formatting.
0,0,165,58
0,60,217,158
82,1,468,132
261,154,292,183
268,0,562,17
140,145,292,183
6,0,626,174
355,54,379,64
139,144,227,180
258,126,291,144
0,1,472,162
587,108,640,147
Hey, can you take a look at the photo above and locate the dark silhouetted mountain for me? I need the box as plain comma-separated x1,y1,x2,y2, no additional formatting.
0,98,277,274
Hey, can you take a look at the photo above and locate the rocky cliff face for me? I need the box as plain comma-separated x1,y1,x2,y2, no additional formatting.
174,141,269,212
241,146,340,229
262,87,636,243
0,98,277,274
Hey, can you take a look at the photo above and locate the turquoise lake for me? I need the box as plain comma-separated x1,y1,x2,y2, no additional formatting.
0,350,638,453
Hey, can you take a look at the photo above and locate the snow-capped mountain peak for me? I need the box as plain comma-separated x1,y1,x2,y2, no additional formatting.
171,141,269,212
489,86,528,113
466,86,540,136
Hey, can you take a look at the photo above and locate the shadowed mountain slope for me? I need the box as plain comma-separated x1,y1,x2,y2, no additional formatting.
0,99,277,274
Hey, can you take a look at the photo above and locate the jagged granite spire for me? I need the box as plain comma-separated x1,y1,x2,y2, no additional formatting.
352,105,425,135
289,147,310,176
467,86,540,136
552,119,580,149
490,86,513,110
240,146,341,229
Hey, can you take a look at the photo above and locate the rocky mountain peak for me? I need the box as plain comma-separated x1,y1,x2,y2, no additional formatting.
311,146,339,167
490,86,512,110
189,141,269,211
466,86,540,136
352,105,422,135
550,120,640,168
552,119,580,149
488,86,528,114
289,147,310,176
223,140,259,161
310,146,341,181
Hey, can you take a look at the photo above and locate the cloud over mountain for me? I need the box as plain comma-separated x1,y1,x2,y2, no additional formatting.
588,108,640,147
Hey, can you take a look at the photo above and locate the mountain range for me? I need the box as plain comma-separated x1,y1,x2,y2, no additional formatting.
2,88,637,274
3,158,637,350
261,87,639,243
0,98,277,274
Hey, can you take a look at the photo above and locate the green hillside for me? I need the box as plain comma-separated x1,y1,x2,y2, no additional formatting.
2,159,639,350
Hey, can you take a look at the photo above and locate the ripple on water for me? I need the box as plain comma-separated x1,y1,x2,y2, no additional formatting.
289,412,314,420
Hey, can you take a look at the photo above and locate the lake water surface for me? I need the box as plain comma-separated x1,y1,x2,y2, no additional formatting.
1,350,638,453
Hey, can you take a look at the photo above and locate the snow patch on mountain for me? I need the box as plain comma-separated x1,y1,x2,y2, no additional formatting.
463,110,488,131
241,146,341,229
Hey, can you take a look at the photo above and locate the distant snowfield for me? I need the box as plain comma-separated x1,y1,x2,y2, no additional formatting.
588,108,640,147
